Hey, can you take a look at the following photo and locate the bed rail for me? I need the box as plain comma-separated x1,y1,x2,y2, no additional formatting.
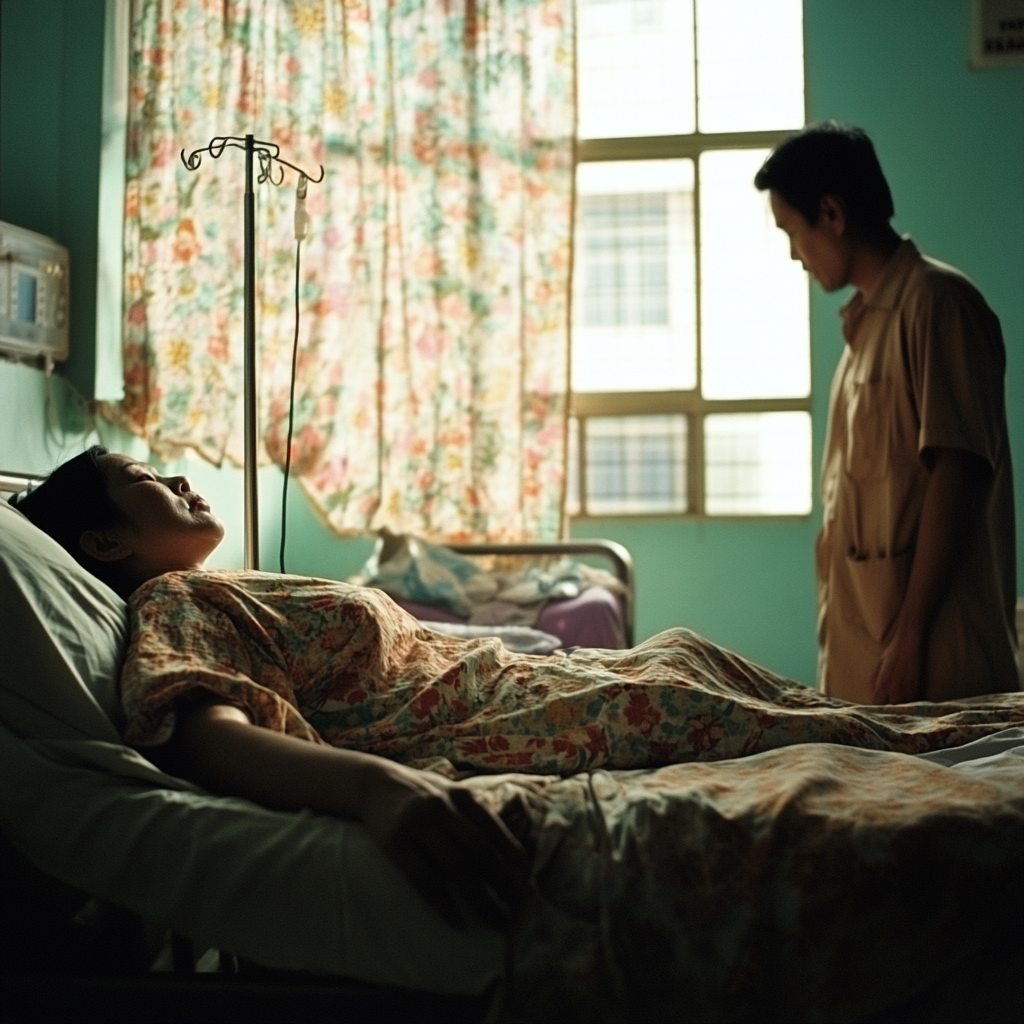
0,471,45,496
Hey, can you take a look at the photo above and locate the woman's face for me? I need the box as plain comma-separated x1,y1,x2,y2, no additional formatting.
93,454,224,575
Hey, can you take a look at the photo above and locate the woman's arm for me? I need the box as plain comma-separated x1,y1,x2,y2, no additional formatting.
165,702,527,929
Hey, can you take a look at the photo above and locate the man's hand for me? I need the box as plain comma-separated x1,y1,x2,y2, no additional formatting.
871,624,926,704
869,446,990,705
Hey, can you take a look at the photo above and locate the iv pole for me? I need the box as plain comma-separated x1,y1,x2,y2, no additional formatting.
181,135,323,569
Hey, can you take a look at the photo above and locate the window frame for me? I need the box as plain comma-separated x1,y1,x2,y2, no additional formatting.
570,87,812,520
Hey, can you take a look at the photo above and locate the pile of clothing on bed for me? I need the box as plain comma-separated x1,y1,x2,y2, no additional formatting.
350,528,627,649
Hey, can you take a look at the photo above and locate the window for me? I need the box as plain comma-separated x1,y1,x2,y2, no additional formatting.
569,0,810,517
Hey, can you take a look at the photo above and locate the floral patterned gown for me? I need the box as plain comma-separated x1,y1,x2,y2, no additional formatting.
121,571,1024,773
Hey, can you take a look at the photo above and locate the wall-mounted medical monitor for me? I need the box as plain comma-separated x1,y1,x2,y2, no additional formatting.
0,221,69,365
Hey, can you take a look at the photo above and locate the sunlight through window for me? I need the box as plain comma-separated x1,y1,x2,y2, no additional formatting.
573,160,696,393
578,0,695,139
573,0,808,517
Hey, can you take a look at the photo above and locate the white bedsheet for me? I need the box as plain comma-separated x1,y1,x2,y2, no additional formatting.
916,725,1024,770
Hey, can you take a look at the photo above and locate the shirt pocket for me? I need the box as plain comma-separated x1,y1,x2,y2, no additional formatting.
844,547,913,643
845,378,893,484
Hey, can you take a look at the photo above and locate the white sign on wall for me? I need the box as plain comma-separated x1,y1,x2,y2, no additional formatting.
972,0,1024,67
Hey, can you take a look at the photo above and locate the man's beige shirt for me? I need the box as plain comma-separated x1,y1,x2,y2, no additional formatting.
818,238,1019,703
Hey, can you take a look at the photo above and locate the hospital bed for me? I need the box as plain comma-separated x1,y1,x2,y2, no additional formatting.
2,487,1023,1023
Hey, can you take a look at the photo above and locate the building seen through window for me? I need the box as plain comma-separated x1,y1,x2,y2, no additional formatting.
569,0,809,517
580,194,670,329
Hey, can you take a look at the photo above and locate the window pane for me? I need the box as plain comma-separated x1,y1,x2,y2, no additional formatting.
699,149,809,400
585,415,687,515
580,194,669,328
696,0,804,133
705,412,811,515
578,0,695,139
573,160,696,393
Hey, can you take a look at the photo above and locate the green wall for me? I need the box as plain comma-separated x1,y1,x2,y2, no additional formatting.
0,0,105,399
1,0,1020,686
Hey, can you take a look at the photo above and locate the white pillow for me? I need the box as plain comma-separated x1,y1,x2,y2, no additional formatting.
0,498,502,992
0,498,126,738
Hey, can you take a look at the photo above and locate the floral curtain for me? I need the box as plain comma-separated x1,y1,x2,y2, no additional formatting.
114,0,574,541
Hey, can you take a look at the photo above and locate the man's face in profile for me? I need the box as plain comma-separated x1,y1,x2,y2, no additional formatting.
770,191,853,293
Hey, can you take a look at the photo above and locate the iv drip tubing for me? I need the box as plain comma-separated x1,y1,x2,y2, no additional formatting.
280,240,301,575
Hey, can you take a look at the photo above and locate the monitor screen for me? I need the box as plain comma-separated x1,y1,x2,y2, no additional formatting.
16,271,37,324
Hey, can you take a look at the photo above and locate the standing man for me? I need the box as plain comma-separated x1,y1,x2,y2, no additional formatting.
754,123,1019,704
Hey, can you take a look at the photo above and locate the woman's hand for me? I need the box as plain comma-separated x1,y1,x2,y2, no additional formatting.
358,761,529,930
167,701,528,929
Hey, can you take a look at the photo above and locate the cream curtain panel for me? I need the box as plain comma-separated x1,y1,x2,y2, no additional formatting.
112,0,574,541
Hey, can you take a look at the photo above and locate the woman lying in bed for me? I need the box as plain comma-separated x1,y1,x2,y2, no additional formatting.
14,447,1023,928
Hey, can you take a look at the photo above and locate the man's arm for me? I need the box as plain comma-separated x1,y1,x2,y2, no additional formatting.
165,702,527,928
872,446,991,704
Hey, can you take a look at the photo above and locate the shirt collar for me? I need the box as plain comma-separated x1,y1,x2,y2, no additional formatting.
862,235,920,310
839,236,920,344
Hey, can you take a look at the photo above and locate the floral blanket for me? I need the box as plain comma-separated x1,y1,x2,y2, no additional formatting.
120,570,1024,1020
468,740,1024,1022
122,571,1024,772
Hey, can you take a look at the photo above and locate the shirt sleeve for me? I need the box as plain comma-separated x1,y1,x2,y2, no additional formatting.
121,575,323,747
904,267,1007,469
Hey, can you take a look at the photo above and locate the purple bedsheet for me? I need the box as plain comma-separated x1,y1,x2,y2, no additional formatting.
393,586,625,649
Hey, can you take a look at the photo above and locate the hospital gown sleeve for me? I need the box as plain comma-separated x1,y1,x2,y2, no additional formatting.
120,572,323,747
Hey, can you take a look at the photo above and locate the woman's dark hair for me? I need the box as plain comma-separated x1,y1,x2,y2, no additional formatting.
754,122,894,233
9,445,133,596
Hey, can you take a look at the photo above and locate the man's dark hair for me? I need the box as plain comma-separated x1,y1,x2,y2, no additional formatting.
754,122,894,232
9,445,133,597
